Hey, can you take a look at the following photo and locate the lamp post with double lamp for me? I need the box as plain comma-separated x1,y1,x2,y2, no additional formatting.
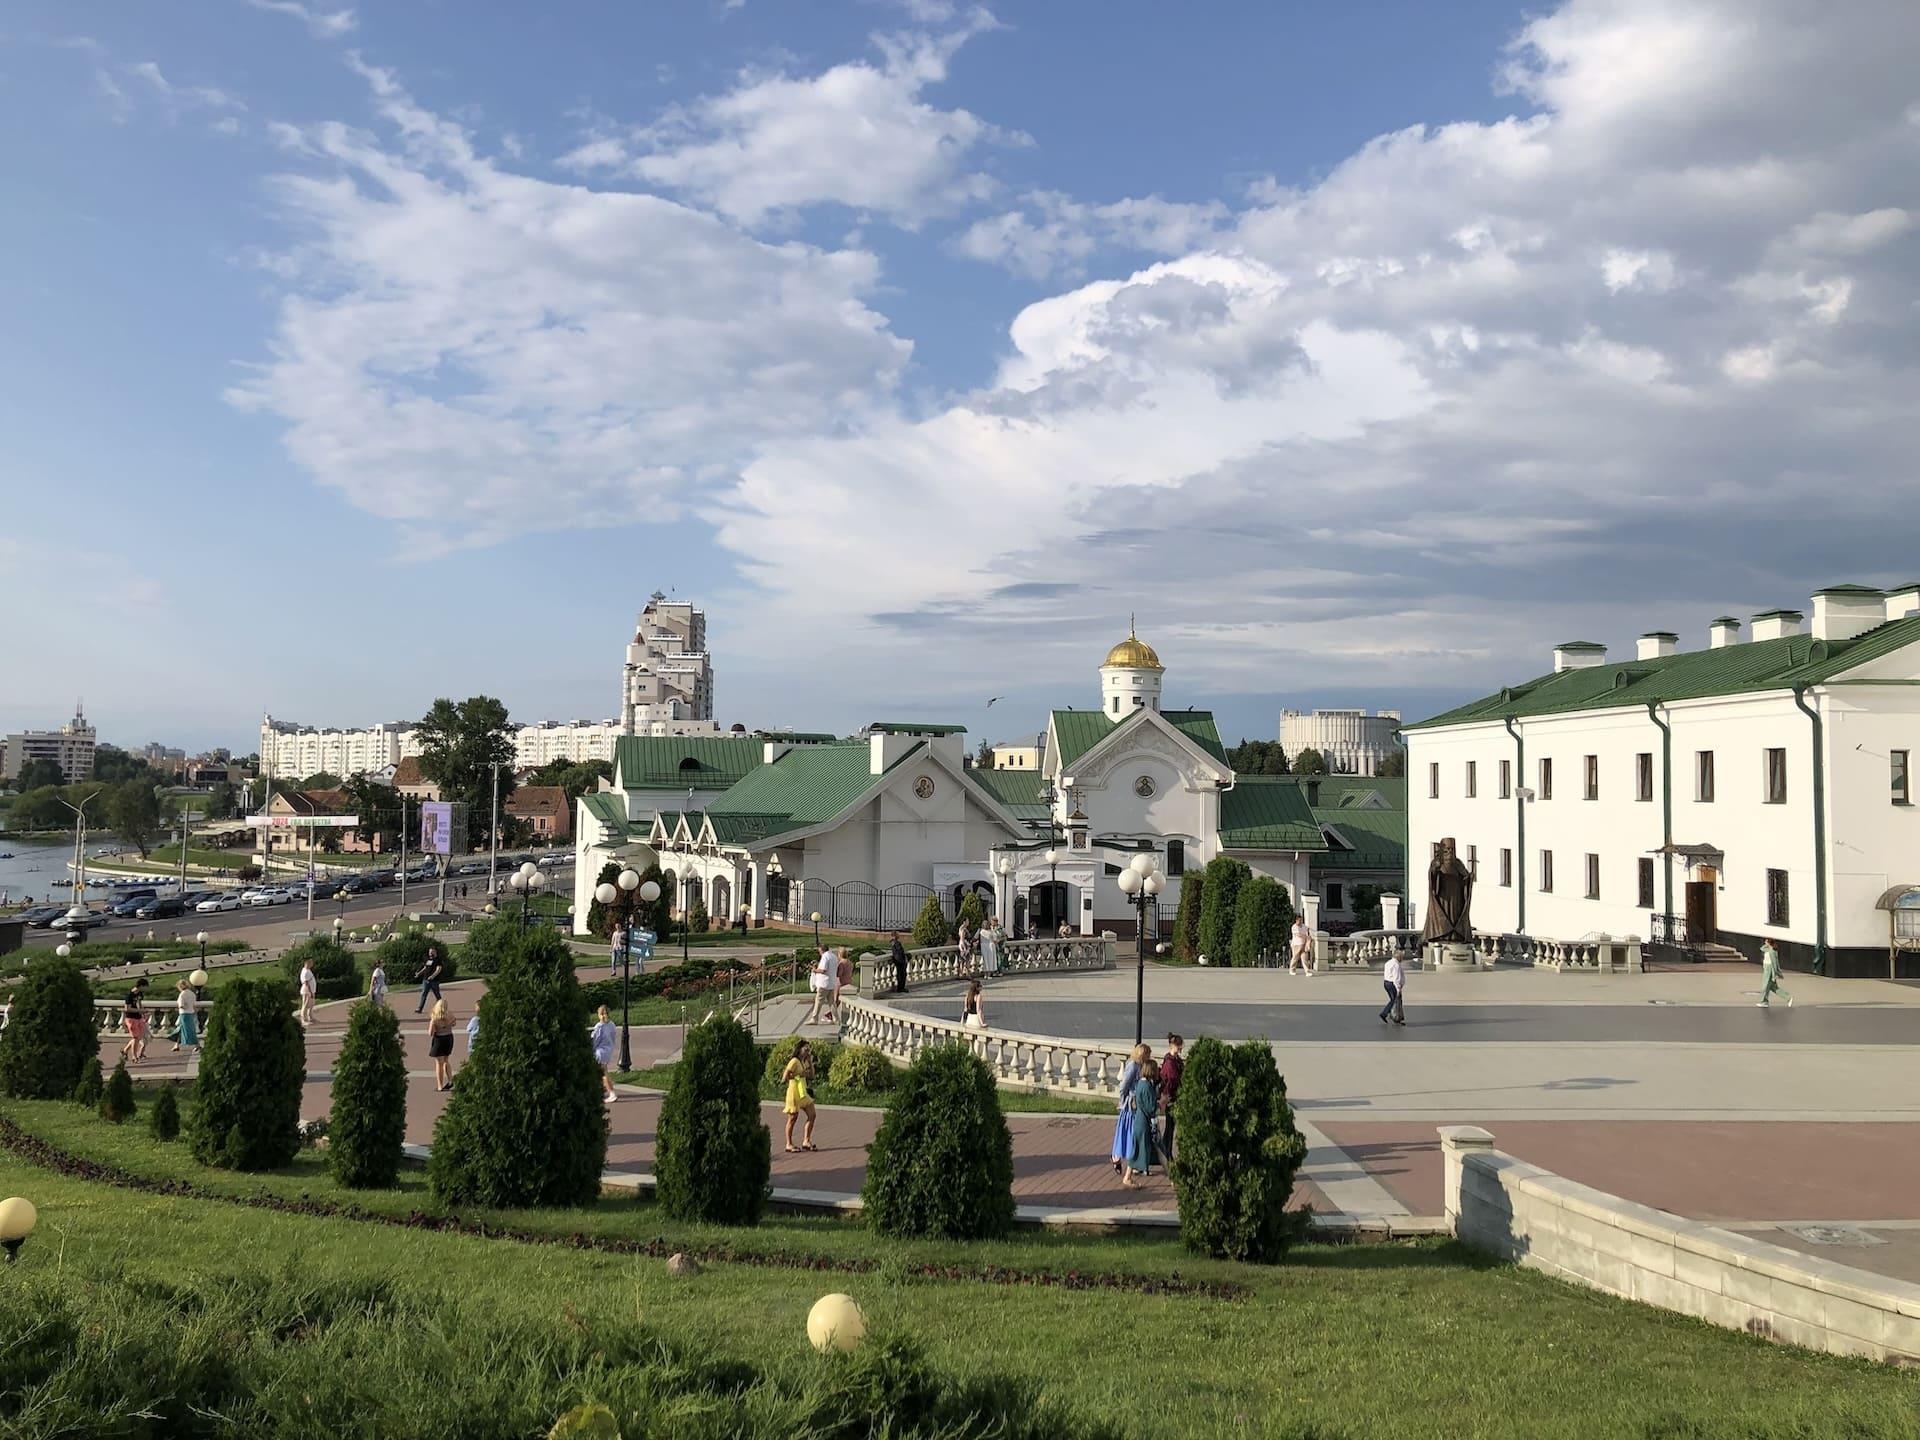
996,855,1014,935
508,861,547,927
1115,852,1165,1046
594,869,661,1072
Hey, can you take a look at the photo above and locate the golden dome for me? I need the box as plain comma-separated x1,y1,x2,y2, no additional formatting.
1103,620,1163,671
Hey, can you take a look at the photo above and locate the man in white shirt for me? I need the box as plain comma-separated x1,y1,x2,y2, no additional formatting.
298,960,318,1027
1379,953,1406,1026
807,946,837,1024
1288,916,1313,974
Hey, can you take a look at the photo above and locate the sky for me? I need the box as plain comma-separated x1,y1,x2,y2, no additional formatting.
2,0,1916,756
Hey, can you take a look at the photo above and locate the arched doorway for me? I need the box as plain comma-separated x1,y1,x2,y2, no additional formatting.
710,874,732,923
1030,880,1070,936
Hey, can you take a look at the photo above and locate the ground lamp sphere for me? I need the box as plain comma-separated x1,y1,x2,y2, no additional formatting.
196,931,207,945
810,912,822,924
189,969,209,988
639,880,661,903
807,1293,866,1353
54,944,70,959
595,883,617,906
0,1197,36,1262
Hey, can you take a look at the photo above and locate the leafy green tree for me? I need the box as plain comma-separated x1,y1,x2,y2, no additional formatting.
526,758,612,804
863,1045,1014,1240
0,955,97,1099
582,860,622,938
1350,883,1385,931
415,696,517,851
6,785,68,830
1291,747,1329,777
429,927,605,1208
107,780,161,859
1228,876,1296,967
300,771,344,791
1377,750,1406,778
280,936,360,1000
12,756,66,791
100,1058,137,1123
1172,872,1205,961
343,773,401,854
955,889,989,936
686,891,710,934
206,781,236,820
656,1015,769,1225
1224,739,1290,775
71,1058,104,1107
1170,1037,1308,1262
910,892,952,949
190,977,305,1171
91,745,163,785
1196,855,1251,965
148,1083,181,1140
329,1002,407,1188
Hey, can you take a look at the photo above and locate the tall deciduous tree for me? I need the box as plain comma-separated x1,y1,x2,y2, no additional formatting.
12,756,66,791
108,780,161,859
1291,747,1329,777
343,773,402,854
1225,739,1290,775
1377,751,1406,778
415,696,517,851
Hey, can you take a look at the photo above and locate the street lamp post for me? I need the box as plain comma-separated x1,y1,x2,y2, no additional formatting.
996,855,1014,935
1116,852,1165,1046
196,931,208,969
508,861,546,927
810,910,822,953
1043,848,1060,937
596,870,659,1072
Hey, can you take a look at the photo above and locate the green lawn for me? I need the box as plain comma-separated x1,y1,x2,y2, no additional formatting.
612,1062,1114,1115
1,1098,1913,1438
87,957,286,998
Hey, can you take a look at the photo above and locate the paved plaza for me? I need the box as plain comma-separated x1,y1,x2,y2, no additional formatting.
102,961,1920,1273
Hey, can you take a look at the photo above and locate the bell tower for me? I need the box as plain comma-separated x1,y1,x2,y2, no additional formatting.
1098,616,1165,717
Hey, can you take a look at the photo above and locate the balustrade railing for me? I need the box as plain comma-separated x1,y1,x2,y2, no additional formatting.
859,936,1114,995
836,994,1132,1098
1321,930,1421,968
1470,931,1642,972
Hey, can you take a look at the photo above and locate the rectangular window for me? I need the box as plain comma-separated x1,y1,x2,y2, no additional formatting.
1499,848,1513,887
1539,849,1554,893
1638,857,1655,910
1465,761,1477,798
1499,759,1512,799
1467,844,1478,879
1585,853,1600,900
1428,762,1439,799
1767,868,1790,927
1894,751,1910,806
1326,882,1343,911
1584,754,1599,800
1696,750,1715,803
1540,758,1554,800
1166,840,1185,876
1636,752,1653,802
1764,748,1787,805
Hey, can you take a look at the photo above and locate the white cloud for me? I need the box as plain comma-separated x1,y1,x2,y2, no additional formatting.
1599,247,1676,292
126,60,246,114
243,0,358,39
230,64,910,553
563,13,1020,226
955,191,1229,279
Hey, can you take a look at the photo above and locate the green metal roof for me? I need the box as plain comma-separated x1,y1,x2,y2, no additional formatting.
1311,806,1405,874
1217,777,1327,852
612,735,765,790
965,766,1053,821
1050,708,1227,768
580,791,629,831
868,721,968,735
1408,612,1920,729
701,742,904,844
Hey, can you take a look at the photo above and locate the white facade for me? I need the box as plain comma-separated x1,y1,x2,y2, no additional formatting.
1281,707,1402,776
988,743,1042,770
3,703,97,782
259,715,415,780
1407,592,1920,978
621,591,714,732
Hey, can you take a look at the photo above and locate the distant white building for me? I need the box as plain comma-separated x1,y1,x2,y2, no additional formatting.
621,591,717,735
1280,707,1402,775
259,716,416,781
3,703,97,783
987,742,1042,771
1404,585,1920,980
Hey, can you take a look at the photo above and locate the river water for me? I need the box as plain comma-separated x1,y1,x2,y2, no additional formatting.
0,838,130,907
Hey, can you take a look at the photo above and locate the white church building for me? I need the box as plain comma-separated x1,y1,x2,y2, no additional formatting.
1404,585,1920,979
573,626,1330,939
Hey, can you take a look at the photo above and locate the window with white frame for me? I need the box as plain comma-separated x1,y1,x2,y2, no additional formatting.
1764,748,1787,805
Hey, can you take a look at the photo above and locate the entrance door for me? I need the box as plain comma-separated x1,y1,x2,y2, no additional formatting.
1685,880,1718,944
1032,881,1068,935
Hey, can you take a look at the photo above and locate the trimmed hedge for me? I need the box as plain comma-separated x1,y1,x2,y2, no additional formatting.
189,977,306,1172
1173,872,1204,962
763,1034,838,1088
656,1014,770,1226
0,956,98,1100
377,930,456,988
71,1058,104,1108
827,1044,896,1093
910,893,951,950
279,937,359,1001
1195,856,1251,965
428,927,605,1208
100,1060,136,1124
1168,1036,1308,1262
862,1044,1014,1240
148,1084,181,1141
1228,876,1295,967
328,1002,407,1189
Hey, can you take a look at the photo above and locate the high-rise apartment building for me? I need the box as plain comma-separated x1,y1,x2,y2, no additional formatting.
4,703,98,783
621,591,715,734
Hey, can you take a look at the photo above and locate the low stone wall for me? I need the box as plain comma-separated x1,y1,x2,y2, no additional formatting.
1442,1126,1920,1364
858,936,1114,995
836,994,1133,1098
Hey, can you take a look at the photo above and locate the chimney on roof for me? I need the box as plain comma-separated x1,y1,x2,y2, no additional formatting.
1636,632,1679,661
1811,586,1885,642
1749,609,1806,642
1886,585,1920,622
1708,617,1741,649
1552,641,1607,673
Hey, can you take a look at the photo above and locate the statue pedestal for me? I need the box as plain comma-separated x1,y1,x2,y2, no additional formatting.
1426,941,1480,971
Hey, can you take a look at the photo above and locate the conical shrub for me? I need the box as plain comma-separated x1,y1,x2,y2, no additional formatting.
863,1044,1014,1240
189,976,305,1171
0,954,98,1099
1170,1036,1308,1262
71,1057,104,1107
329,1001,407,1188
100,1058,137,1123
656,1014,769,1225
148,1084,181,1141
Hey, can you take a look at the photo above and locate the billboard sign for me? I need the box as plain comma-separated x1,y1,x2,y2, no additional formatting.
245,814,359,829
420,801,453,856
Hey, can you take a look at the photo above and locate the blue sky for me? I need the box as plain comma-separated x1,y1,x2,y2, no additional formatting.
2,0,1915,756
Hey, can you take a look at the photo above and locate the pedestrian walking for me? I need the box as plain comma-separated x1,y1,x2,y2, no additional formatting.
591,1005,617,1102
806,945,837,1024
1379,952,1406,1026
782,1039,818,1152
120,980,149,1065
1288,916,1313,974
171,979,199,1052
368,960,388,1008
1122,1057,1160,1188
956,918,975,972
960,978,986,1030
425,1000,456,1091
1110,1043,1147,1173
414,945,444,1013
1158,1033,1184,1161
465,1011,480,1055
888,930,909,993
832,947,853,1019
980,918,1001,976
298,957,318,1028
1758,939,1794,1008
611,923,628,974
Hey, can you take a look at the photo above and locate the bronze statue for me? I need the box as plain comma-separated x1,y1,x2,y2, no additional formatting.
1422,836,1474,946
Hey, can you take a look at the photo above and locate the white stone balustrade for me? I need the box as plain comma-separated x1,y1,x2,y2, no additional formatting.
1321,930,1420,969
1470,932,1642,972
836,994,1133,1098
858,936,1114,995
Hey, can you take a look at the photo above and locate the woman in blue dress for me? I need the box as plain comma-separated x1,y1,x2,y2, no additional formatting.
1110,1043,1148,1173
1122,1058,1160,1187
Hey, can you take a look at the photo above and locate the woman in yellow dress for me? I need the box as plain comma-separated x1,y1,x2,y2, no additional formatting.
782,1039,818,1153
